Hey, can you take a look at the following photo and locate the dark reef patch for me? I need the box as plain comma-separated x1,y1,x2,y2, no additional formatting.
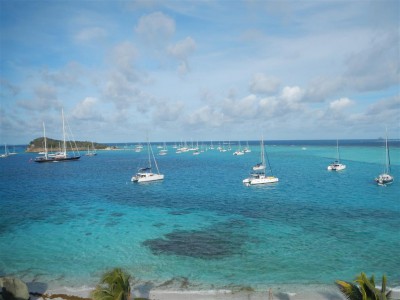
143,220,247,260
110,212,124,217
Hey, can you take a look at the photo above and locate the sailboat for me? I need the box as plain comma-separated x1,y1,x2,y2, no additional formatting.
233,141,244,155
375,131,394,186
244,141,251,153
85,142,97,156
158,142,168,156
327,140,346,171
35,109,80,163
0,144,9,158
131,141,164,183
243,137,279,186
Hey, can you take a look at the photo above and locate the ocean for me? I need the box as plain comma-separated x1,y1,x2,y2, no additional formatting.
0,140,399,292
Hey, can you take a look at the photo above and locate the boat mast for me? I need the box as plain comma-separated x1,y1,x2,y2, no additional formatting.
261,138,265,167
43,122,48,159
62,108,66,155
336,139,340,162
147,140,152,169
385,129,391,174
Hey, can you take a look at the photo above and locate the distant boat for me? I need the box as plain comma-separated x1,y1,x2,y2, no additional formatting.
327,140,346,171
233,141,244,156
0,144,9,158
243,141,251,153
375,130,394,186
131,140,164,183
35,109,80,163
159,142,168,156
243,137,279,186
85,142,97,156
8,146,17,155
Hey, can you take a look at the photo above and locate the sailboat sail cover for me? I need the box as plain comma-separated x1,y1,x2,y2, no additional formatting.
139,167,151,171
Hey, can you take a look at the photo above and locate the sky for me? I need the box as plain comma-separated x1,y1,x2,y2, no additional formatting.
0,0,399,144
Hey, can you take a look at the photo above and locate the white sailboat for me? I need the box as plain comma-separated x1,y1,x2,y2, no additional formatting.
375,131,394,186
85,142,97,156
243,137,279,186
159,142,168,156
244,141,251,153
233,141,244,155
327,140,346,171
0,144,9,158
35,109,80,163
131,140,164,183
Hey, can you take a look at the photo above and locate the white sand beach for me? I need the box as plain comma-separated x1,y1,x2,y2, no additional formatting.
28,283,349,300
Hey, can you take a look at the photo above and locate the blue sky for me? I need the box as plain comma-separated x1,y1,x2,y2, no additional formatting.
1,0,399,144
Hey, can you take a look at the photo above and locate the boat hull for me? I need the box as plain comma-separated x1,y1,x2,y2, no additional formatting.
243,175,279,186
34,156,81,163
131,172,164,183
375,174,394,186
327,163,346,171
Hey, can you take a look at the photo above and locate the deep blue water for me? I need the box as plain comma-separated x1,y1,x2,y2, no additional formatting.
0,140,399,291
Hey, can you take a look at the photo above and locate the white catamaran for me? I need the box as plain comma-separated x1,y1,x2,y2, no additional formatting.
375,131,394,186
327,139,346,171
131,141,164,183
243,137,279,186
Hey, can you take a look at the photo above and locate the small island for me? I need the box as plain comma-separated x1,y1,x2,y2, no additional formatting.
26,137,109,153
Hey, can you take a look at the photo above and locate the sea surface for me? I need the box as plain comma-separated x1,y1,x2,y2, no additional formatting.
1,140,399,292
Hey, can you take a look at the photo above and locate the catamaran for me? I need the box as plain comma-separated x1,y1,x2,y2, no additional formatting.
327,139,346,171
131,141,164,183
375,131,394,186
243,137,279,186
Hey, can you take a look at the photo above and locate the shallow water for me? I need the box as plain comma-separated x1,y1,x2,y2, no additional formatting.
0,140,399,290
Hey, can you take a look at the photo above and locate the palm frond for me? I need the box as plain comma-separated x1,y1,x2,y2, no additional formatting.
335,280,363,300
94,268,131,300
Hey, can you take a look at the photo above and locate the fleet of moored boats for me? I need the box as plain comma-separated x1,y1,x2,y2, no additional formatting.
0,110,395,186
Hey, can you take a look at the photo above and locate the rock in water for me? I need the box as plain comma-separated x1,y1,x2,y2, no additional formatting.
0,277,30,300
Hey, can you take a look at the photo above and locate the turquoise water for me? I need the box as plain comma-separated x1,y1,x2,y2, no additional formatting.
0,140,399,291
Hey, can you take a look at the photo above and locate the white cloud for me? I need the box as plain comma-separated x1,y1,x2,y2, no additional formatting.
259,96,278,118
153,100,184,122
249,73,280,94
112,41,138,79
329,97,354,111
222,94,258,119
281,86,304,103
41,62,84,88
72,97,104,121
168,36,196,60
184,106,224,127
304,76,343,102
17,84,62,111
167,36,196,75
135,11,175,45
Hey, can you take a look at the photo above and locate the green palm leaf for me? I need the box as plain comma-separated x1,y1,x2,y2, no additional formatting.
335,280,363,300
336,273,392,300
92,268,131,300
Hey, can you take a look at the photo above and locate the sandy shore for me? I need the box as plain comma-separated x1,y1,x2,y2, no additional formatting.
27,281,400,300
27,283,349,300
